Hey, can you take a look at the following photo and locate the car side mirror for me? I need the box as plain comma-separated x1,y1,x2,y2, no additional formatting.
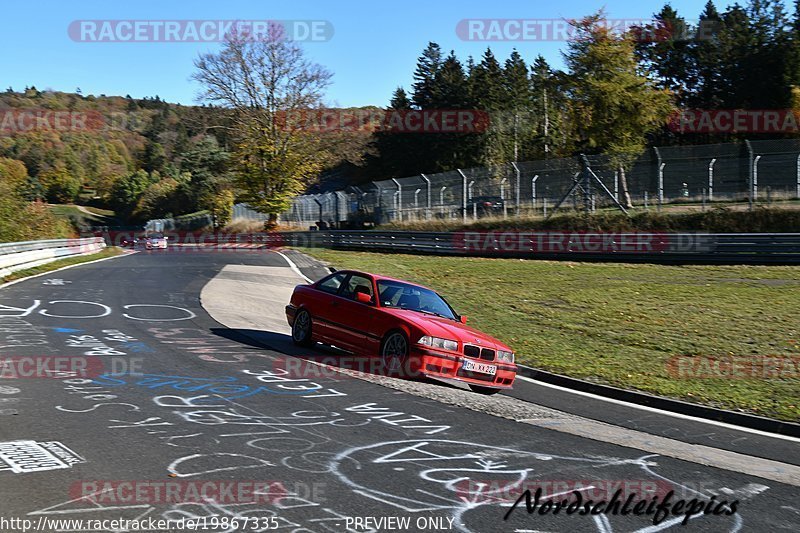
356,292,372,304
460,315,468,324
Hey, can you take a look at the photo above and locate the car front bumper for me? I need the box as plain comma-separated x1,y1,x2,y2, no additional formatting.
412,346,516,389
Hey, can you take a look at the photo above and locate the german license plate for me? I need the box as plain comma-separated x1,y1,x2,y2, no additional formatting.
462,359,497,375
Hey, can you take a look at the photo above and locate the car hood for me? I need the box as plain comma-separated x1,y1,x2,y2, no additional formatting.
381,308,512,352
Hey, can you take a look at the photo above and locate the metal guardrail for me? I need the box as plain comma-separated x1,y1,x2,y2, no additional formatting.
0,237,106,278
274,231,800,264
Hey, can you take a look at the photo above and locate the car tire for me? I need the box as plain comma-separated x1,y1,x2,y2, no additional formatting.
291,309,313,347
380,330,409,376
469,384,500,395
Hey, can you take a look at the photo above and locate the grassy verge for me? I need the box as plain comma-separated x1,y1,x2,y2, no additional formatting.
1,247,124,284
295,247,800,422
379,206,800,233
47,204,119,228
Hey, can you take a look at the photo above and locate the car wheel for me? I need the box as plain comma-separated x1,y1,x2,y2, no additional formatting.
380,330,409,375
469,384,500,395
291,309,313,346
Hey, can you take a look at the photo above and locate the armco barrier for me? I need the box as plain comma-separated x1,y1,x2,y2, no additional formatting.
0,237,106,278
276,231,800,264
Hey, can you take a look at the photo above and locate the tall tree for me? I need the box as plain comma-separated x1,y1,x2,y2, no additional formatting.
371,88,417,177
192,23,333,225
635,5,694,99
687,1,724,109
411,42,443,109
530,56,571,159
430,52,475,170
469,49,506,166
565,12,674,207
503,50,532,162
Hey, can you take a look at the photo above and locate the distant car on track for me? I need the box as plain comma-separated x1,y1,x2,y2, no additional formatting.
285,270,516,394
143,233,168,250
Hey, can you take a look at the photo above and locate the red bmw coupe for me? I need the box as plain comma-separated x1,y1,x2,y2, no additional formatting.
285,270,516,394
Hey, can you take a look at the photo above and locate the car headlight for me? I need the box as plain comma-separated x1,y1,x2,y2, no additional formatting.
497,350,515,363
418,336,458,352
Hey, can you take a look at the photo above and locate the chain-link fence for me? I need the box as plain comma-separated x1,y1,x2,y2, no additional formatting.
243,138,800,228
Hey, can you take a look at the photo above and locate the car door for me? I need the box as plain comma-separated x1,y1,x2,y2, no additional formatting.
325,273,377,352
305,271,348,343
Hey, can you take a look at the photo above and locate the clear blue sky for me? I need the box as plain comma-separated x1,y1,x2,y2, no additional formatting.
1,0,734,107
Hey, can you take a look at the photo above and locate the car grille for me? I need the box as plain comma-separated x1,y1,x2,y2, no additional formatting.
463,344,495,361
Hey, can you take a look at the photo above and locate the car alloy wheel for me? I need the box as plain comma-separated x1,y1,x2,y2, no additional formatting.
292,309,313,346
381,331,408,375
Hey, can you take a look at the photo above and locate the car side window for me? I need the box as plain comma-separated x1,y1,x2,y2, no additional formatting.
340,275,373,301
317,272,346,295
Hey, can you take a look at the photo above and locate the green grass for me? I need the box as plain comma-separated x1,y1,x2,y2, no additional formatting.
379,206,800,233
296,247,800,422
47,204,118,227
1,247,123,283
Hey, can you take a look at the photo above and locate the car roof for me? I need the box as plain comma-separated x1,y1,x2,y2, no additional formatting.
327,269,437,293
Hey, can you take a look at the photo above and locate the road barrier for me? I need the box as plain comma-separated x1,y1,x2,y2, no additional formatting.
0,237,106,278
274,231,800,264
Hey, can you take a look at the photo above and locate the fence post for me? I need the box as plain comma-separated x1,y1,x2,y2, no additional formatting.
458,169,468,223
421,173,431,220
583,162,592,214
313,198,323,227
796,154,800,199
334,193,340,228
745,139,754,210
469,181,476,220
440,186,446,218
376,186,384,224
500,178,508,219
511,162,521,210
753,155,761,205
708,158,716,202
391,178,402,221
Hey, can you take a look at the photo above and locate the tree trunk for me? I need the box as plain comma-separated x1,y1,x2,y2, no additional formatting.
264,213,279,230
618,165,634,208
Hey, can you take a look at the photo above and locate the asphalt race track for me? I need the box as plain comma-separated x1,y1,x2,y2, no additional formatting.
0,248,798,533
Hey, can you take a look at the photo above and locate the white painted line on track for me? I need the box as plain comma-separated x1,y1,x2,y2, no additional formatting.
515,374,800,443
272,250,313,283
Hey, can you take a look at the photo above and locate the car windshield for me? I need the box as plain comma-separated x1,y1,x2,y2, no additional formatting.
377,280,457,320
